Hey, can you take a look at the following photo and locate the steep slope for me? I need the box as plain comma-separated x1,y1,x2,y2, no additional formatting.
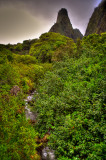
85,0,106,36
33,33,106,160
49,8,83,41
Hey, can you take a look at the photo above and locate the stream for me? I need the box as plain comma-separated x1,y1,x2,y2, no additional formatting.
25,91,56,160
25,91,37,120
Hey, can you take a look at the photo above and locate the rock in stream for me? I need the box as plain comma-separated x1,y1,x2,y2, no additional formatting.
42,147,56,160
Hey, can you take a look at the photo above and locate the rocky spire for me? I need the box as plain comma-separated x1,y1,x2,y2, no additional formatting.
49,8,83,41
56,8,72,25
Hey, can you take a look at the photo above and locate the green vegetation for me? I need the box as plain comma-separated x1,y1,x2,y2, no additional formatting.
29,32,76,62
0,44,52,159
0,32,106,160
33,33,106,159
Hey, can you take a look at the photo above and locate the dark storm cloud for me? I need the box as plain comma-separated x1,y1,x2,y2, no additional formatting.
0,0,102,44
0,0,101,19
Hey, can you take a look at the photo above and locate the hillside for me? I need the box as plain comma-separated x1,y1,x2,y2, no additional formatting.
33,33,106,159
0,32,106,160
29,32,76,62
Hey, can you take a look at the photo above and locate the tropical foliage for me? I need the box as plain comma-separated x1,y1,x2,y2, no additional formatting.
0,32,106,160
33,33,106,160
0,45,52,159
29,32,76,62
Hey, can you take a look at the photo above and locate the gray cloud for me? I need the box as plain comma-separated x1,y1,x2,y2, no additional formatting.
0,0,102,44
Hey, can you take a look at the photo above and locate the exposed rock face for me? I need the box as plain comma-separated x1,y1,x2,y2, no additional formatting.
85,0,106,36
49,8,83,41
10,85,20,96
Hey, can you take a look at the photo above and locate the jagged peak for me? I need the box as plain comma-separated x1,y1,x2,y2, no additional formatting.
58,8,68,16
57,8,70,23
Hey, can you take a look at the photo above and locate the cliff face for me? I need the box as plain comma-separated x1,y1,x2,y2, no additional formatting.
49,8,83,41
85,0,106,36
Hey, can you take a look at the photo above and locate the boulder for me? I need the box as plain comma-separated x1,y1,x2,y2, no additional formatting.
10,85,20,96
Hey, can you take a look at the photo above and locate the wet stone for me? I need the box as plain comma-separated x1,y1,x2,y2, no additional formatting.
42,147,56,160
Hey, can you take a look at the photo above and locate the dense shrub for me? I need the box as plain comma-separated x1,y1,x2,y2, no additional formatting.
29,32,76,62
13,54,37,64
0,63,20,91
0,89,41,160
0,49,14,63
33,33,106,159
0,32,105,159
0,48,51,159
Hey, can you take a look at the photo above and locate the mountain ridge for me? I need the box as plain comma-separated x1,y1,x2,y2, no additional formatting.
85,0,106,36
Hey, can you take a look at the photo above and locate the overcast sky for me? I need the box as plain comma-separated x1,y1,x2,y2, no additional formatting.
0,0,102,44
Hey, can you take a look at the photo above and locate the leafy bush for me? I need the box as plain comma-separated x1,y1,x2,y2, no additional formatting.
14,54,37,64
0,46,51,159
29,32,76,62
82,33,106,53
0,63,20,91
0,49,14,63
33,33,106,159
0,32,105,159
0,93,40,160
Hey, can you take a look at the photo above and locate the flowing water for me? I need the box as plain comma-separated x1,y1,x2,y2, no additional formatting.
25,91,37,120
25,91,56,160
